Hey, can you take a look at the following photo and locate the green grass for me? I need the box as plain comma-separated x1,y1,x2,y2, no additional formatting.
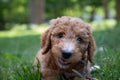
0,22,120,80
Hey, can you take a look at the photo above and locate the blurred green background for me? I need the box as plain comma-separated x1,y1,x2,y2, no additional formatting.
0,0,120,29
0,0,120,80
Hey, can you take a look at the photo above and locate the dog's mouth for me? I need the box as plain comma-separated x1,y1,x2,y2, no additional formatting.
58,58,70,67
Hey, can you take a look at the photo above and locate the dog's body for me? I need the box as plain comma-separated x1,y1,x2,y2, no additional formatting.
34,16,97,80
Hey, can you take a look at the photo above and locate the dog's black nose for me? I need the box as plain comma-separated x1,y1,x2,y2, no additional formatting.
62,50,72,59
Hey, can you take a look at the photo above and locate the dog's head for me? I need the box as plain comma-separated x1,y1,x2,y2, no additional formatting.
41,16,96,69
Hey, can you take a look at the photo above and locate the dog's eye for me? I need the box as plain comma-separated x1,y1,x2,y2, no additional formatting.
77,37,83,42
57,33,64,38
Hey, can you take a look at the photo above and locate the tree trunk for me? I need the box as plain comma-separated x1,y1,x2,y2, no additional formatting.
103,0,109,19
29,0,45,24
116,0,120,23
0,9,5,30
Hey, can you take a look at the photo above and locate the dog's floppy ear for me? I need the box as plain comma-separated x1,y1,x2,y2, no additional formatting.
88,28,96,63
88,34,96,63
41,27,52,54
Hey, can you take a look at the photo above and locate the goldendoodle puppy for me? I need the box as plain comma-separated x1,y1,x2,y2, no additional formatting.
34,16,97,80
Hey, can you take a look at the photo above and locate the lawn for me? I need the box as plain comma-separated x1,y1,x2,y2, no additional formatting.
0,21,120,80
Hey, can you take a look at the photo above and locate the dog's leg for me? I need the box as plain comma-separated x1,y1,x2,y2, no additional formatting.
74,77,83,80
41,69,59,80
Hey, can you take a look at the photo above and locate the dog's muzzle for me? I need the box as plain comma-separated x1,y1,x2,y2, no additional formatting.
62,42,75,59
